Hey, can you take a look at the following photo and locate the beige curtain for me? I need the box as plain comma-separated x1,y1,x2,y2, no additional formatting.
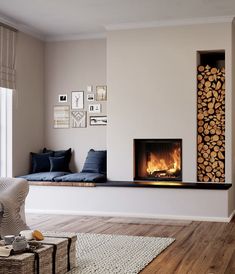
0,25,17,89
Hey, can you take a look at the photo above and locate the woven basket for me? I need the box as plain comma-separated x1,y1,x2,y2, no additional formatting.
0,253,34,274
41,237,69,274
0,244,53,274
34,244,54,274
43,232,78,271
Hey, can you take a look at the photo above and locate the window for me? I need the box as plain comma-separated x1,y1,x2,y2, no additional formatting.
0,87,12,177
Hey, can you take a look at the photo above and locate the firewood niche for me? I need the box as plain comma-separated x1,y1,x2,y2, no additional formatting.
197,51,225,183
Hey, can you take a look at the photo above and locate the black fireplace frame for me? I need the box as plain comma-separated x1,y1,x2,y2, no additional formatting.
134,138,183,181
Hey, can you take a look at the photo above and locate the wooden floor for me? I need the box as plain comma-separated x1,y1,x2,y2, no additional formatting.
27,214,235,274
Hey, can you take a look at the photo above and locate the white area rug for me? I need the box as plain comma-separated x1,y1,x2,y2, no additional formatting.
68,233,175,274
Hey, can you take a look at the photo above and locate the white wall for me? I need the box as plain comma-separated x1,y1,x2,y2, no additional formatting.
107,23,233,182
23,22,235,221
13,32,45,176
44,39,107,172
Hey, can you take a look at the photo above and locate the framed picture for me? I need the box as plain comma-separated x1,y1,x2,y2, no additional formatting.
87,93,95,101
87,85,93,92
71,91,84,109
96,85,107,101
71,111,87,128
58,94,67,103
54,105,70,128
90,116,107,126
88,104,101,113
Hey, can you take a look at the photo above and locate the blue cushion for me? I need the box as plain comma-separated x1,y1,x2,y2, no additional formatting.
19,172,70,181
55,172,106,183
43,148,72,171
49,156,67,172
31,152,54,173
82,149,107,174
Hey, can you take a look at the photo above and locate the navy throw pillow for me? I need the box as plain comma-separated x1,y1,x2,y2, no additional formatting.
43,148,72,171
49,156,67,172
82,149,107,174
31,152,54,173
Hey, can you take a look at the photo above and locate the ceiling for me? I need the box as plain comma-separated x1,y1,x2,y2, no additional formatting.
0,0,234,40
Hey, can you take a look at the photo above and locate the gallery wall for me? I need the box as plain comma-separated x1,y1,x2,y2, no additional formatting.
13,32,45,176
44,39,107,172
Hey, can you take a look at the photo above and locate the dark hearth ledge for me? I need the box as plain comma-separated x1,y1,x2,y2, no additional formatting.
29,181,232,190
98,181,232,190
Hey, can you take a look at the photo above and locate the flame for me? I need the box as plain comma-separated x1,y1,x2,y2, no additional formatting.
146,148,181,176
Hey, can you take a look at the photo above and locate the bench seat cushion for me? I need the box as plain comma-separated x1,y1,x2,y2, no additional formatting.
54,172,106,183
19,172,70,181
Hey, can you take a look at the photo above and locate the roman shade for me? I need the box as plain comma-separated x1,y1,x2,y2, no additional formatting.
0,24,17,89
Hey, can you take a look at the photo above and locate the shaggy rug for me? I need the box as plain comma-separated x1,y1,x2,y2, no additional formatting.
68,233,175,274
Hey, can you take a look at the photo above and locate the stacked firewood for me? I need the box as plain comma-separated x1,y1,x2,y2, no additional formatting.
197,65,225,182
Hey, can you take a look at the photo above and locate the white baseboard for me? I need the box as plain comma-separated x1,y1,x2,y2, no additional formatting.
228,209,235,222
26,208,232,223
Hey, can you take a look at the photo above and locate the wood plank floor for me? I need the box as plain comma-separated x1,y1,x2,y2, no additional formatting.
26,214,235,274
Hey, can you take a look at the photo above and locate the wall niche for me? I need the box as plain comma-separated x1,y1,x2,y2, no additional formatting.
197,51,225,182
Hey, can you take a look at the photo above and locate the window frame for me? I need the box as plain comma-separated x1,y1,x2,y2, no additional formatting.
0,87,12,177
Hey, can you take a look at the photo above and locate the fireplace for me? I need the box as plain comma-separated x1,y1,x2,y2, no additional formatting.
134,139,182,181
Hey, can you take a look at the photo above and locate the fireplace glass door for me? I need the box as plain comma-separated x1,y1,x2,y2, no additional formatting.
134,139,182,181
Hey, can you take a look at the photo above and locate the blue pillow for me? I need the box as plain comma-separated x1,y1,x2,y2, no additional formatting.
82,149,107,174
49,156,67,172
43,148,72,171
31,152,53,173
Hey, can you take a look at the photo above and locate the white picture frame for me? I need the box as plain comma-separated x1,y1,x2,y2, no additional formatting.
54,105,70,128
71,111,87,128
88,104,101,113
96,85,107,101
87,85,93,92
58,94,67,103
71,91,84,109
90,116,107,126
87,93,95,101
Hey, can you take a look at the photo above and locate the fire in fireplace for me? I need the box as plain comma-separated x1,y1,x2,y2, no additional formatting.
134,139,182,181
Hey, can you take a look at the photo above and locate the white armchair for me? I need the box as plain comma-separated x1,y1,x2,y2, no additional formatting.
0,178,29,238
